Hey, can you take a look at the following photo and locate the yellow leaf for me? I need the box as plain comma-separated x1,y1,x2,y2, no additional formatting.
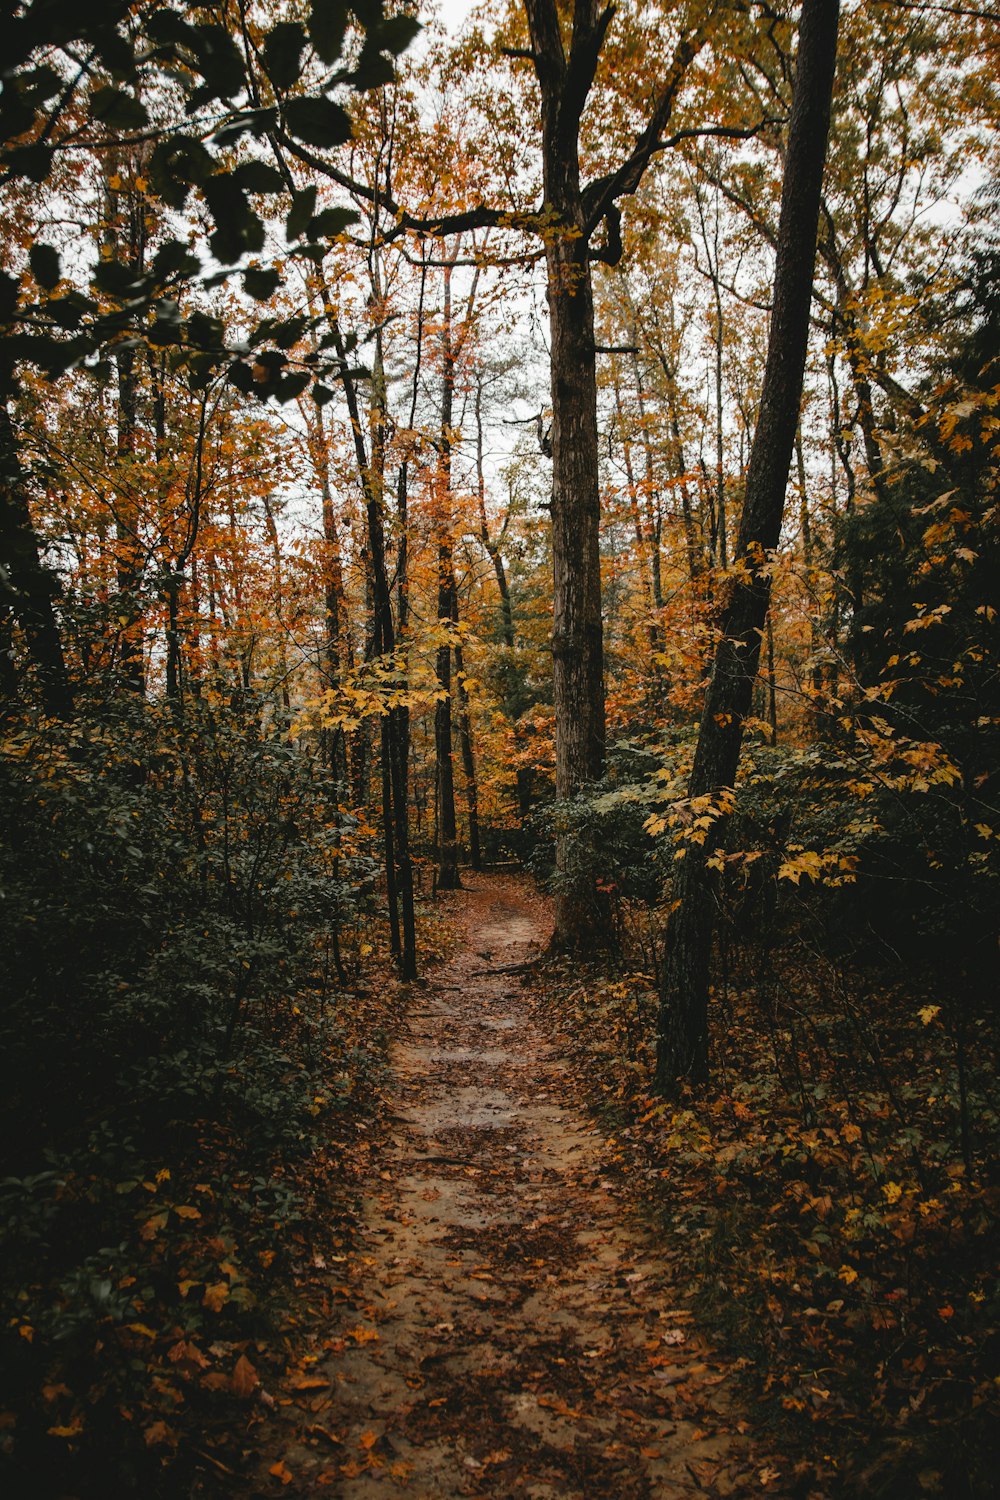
838,1265,859,1285
48,1418,84,1439
883,1181,903,1205
918,1005,941,1026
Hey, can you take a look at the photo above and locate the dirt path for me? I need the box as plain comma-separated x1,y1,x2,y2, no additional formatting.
273,876,753,1497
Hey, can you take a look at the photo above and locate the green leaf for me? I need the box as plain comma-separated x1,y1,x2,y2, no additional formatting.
352,48,396,92
188,24,245,103
151,241,201,283
0,272,20,322
90,85,149,131
149,136,214,210
185,311,225,349
244,267,281,301
307,207,358,240
92,260,147,299
233,161,286,195
283,96,352,149
3,142,54,182
148,301,183,347
203,175,264,263
228,360,255,394
286,186,317,243
273,316,309,350
274,371,311,402
378,15,422,55
48,293,94,330
29,244,61,291
307,0,348,64
263,22,306,92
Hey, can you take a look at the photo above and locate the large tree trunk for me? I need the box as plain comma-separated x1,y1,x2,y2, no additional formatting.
656,0,840,1091
547,221,606,944
525,0,607,947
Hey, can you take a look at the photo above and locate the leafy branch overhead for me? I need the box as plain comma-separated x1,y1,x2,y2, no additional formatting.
0,0,419,395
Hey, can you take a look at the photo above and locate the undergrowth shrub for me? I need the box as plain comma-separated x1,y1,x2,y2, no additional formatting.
0,692,383,1495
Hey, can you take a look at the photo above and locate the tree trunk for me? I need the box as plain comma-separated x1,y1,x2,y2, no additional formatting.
455,639,482,869
434,262,461,890
329,305,417,980
656,0,840,1091
0,407,73,717
524,0,607,945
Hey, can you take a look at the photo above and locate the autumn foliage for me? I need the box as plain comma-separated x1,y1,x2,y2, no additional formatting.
1,0,998,1495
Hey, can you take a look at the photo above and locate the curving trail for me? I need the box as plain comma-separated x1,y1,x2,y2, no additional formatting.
273,875,753,1498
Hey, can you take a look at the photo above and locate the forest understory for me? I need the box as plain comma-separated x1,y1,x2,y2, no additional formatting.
2,870,996,1500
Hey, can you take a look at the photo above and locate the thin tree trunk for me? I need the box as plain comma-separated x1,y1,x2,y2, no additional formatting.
0,407,73,717
434,262,461,891
454,639,482,869
328,308,417,980
656,0,840,1091
475,381,515,647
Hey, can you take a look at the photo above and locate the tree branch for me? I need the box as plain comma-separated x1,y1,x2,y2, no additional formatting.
581,28,705,235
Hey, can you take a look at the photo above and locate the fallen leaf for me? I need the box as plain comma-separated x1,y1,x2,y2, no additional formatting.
231,1354,259,1399
143,1420,175,1447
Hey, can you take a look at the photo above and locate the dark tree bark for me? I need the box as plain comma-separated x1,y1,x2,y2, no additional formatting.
108,167,147,695
523,0,702,948
524,0,611,945
434,261,461,891
330,313,417,980
474,381,516,649
656,0,840,1092
0,407,73,718
454,639,482,870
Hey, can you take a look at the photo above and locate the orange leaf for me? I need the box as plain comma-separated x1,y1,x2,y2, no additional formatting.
231,1355,259,1399
143,1420,175,1447
203,1282,229,1312
359,1429,378,1450
269,1459,294,1485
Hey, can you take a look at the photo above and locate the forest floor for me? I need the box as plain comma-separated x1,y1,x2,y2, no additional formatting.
252,874,766,1498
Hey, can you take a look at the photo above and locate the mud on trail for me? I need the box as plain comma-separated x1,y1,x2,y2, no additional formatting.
268,875,756,1498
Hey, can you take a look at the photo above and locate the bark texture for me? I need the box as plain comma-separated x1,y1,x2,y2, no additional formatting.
0,407,73,718
656,0,840,1090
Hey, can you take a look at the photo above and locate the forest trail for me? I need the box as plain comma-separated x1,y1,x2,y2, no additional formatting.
265,874,755,1498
